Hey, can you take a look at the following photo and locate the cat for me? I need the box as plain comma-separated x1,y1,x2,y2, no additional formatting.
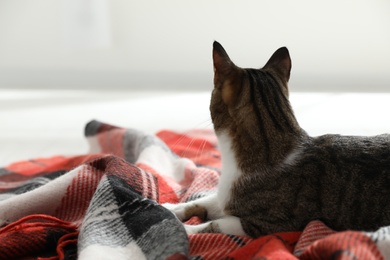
164,41,390,238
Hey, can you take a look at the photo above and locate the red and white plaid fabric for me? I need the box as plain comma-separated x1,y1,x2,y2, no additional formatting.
0,120,389,259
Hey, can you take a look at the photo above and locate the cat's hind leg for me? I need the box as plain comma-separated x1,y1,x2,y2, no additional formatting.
184,216,247,236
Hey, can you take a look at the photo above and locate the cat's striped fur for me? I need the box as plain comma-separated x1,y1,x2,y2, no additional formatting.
165,41,390,237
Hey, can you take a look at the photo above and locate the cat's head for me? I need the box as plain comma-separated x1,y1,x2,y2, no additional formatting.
210,41,296,137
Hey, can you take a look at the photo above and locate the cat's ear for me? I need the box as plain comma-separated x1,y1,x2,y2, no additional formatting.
263,47,291,82
213,41,236,81
213,41,239,106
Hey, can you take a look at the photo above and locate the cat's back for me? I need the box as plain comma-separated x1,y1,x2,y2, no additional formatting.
297,133,390,180
291,133,390,231
307,133,390,164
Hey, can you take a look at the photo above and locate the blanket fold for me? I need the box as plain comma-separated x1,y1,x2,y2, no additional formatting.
0,120,389,259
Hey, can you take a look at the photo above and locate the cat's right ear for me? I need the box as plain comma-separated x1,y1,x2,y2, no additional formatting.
263,47,291,82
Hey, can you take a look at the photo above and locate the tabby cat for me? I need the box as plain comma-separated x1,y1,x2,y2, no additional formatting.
164,41,390,238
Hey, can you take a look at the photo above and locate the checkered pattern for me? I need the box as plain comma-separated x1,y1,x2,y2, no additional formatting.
0,120,389,259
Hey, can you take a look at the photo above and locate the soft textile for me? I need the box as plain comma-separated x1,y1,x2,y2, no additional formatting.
0,120,389,259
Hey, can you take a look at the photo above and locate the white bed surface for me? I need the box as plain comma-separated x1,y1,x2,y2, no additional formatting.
1,89,390,166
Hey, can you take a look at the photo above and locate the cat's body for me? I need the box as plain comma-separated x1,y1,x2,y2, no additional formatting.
164,41,390,238
225,133,390,237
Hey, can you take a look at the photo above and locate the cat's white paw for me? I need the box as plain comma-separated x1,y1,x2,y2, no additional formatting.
162,202,187,221
183,224,200,234
183,222,213,234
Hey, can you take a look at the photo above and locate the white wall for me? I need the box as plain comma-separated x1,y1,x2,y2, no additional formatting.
0,0,389,91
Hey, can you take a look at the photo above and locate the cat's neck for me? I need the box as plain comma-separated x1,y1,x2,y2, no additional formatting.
217,126,307,176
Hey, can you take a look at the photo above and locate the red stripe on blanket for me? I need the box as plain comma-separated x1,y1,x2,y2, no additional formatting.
157,130,221,169
87,155,159,200
137,162,179,204
0,214,77,260
179,167,219,203
189,233,253,259
300,231,384,260
293,220,336,256
55,165,105,223
4,154,103,176
227,232,301,260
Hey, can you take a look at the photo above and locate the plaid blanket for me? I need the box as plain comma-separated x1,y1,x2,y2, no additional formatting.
1,120,390,260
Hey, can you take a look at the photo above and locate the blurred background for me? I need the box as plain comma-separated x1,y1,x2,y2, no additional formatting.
0,0,389,91
0,0,390,166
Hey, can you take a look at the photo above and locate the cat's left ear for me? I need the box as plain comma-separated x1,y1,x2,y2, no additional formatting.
213,41,240,106
213,41,236,80
263,47,291,82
